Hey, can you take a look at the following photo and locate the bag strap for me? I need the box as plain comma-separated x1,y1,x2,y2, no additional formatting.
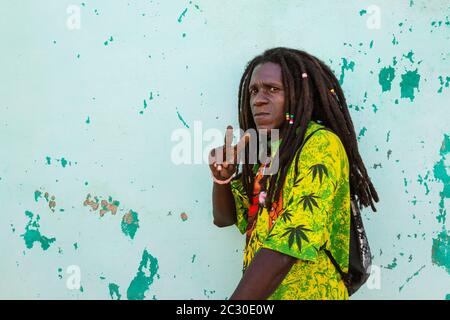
298,125,353,287
311,125,353,286
298,126,329,151
322,245,351,287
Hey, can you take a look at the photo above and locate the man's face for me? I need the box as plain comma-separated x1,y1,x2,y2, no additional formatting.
249,62,286,132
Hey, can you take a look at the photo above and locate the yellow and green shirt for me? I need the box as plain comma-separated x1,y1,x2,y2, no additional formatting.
230,120,351,300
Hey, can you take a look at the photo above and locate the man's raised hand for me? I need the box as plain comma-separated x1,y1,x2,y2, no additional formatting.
209,125,250,180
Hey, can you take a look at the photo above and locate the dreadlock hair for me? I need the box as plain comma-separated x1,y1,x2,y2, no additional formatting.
236,47,379,213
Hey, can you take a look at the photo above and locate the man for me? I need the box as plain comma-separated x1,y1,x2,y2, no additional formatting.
209,47,379,300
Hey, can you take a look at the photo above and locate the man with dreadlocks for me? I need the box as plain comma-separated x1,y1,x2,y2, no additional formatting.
209,47,379,300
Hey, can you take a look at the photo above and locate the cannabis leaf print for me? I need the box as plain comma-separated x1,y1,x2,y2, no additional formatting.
309,163,329,183
299,193,320,213
279,196,295,223
280,225,312,251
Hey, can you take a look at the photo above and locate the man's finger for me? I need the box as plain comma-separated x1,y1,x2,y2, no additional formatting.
235,132,251,155
208,148,217,167
224,125,233,148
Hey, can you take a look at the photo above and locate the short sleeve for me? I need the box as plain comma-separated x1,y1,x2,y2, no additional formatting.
262,130,344,262
230,176,249,235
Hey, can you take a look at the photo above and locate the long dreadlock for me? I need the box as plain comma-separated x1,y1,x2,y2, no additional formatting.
236,47,379,213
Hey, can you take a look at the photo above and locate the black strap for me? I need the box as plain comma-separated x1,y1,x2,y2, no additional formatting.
313,126,352,287
298,125,352,287
300,127,329,148
323,248,351,286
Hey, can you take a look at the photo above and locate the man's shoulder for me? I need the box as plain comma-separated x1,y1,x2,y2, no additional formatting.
294,123,349,175
302,122,343,153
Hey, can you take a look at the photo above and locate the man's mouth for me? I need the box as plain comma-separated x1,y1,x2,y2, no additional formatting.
254,112,270,117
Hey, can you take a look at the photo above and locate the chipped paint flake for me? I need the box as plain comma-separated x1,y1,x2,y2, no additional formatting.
109,283,122,300
121,210,140,239
21,211,56,250
378,66,395,92
400,69,420,101
127,249,159,300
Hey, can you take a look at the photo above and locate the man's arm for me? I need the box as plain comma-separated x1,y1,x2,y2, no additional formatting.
230,248,297,300
212,182,237,227
210,127,250,227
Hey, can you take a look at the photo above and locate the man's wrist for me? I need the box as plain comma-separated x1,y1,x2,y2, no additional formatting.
211,172,236,185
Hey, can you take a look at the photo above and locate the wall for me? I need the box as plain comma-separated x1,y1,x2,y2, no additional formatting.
0,0,449,299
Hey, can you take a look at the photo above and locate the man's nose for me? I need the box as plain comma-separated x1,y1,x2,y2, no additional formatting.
253,91,269,107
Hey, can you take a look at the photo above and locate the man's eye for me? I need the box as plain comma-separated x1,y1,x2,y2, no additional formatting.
269,87,279,92
250,89,257,95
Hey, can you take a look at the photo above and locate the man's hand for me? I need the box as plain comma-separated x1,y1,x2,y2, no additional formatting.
209,125,250,181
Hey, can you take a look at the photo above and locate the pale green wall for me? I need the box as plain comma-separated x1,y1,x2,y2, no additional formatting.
0,0,449,299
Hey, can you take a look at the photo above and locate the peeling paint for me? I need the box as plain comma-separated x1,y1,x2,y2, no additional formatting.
21,211,56,250
417,172,431,195
437,76,450,93
399,265,426,292
400,69,420,101
203,289,216,298
139,91,156,114
385,258,398,270
127,249,159,300
431,230,450,274
45,156,74,168
392,34,399,45
177,8,188,23
348,104,364,112
357,127,367,141
176,110,190,128
372,104,378,113
402,51,414,63
378,66,395,92
109,283,122,300
83,194,120,216
35,190,57,212
433,134,450,224
339,58,355,85
34,190,42,202
104,36,114,46
430,134,450,275
121,210,140,239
